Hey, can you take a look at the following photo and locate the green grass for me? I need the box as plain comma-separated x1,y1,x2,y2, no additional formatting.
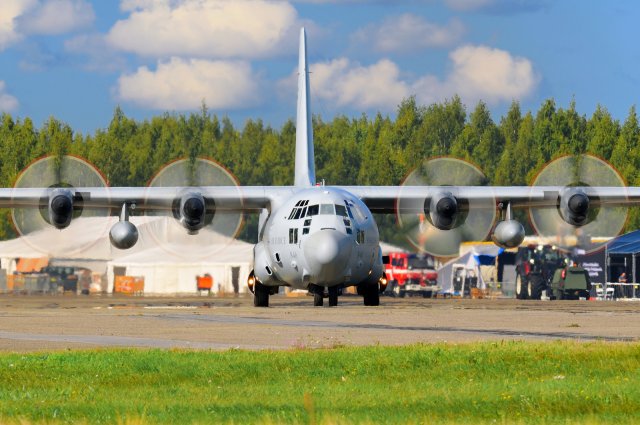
0,341,639,424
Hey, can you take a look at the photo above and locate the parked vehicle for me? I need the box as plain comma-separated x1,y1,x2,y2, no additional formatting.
385,252,438,298
550,266,592,300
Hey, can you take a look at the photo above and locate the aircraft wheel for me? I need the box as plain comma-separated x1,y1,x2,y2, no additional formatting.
254,282,269,307
363,285,380,306
328,286,339,307
314,291,324,307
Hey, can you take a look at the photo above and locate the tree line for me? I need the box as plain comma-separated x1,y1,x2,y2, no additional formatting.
1,96,639,245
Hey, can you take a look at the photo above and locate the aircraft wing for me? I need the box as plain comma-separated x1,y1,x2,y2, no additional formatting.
341,186,638,213
0,186,295,212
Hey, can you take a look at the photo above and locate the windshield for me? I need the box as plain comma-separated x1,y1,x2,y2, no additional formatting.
407,255,434,269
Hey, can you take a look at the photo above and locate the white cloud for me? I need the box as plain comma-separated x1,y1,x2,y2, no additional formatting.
278,58,410,110
114,58,260,110
414,45,539,105
0,0,37,50
352,15,465,53
280,44,538,112
107,0,299,59
1,0,93,51
0,81,19,112
16,0,95,35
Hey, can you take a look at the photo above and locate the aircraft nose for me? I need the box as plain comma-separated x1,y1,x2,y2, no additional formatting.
303,229,352,282
310,230,342,264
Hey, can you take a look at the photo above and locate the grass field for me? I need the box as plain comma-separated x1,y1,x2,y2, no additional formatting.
0,341,639,424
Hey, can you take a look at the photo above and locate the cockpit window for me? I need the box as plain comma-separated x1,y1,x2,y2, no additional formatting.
344,201,354,219
320,204,334,215
293,208,303,220
335,204,348,217
307,205,319,216
351,204,366,222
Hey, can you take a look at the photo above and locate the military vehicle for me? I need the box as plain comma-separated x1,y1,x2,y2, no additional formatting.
550,266,592,300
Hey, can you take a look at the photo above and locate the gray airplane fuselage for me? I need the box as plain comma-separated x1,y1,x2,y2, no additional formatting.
253,186,383,290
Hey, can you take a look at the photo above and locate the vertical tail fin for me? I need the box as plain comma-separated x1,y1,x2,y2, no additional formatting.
294,27,316,187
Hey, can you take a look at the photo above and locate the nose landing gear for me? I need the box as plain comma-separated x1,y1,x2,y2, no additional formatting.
308,284,340,307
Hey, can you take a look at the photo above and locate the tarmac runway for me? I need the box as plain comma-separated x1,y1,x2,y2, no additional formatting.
0,294,639,352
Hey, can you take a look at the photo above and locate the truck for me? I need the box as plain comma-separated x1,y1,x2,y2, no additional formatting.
384,252,438,298
514,244,589,300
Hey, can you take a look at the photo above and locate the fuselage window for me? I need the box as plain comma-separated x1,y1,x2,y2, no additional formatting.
356,229,365,244
320,204,334,215
289,228,299,244
335,204,347,217
307,205,319,216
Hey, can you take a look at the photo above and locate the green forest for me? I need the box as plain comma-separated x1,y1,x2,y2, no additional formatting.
1,96,639,245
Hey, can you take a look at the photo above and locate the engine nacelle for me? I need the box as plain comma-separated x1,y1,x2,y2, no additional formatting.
173,192,211,234
492,219,525,248
253,241,279,287
558,188,591,226
109,221,139,249
425,192,461,230
48,188,74,229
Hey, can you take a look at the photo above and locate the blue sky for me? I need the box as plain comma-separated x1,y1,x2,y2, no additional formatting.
0,0,638,134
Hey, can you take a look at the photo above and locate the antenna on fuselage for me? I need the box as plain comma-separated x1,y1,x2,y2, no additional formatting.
294,27,316,187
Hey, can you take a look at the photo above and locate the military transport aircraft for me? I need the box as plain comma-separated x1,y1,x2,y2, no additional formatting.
0,28,635,307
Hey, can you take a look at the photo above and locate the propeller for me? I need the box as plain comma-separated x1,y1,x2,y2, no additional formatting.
144,158,243,260
529,154,627,253
11,155,110,255
397,157,496,257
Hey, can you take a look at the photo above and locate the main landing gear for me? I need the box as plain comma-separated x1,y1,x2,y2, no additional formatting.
248,271,273,308
358,283,380,306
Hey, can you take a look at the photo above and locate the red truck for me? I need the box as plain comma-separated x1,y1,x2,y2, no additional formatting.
384,252,439,298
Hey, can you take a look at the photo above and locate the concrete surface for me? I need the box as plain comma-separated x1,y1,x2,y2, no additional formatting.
0,294,638,352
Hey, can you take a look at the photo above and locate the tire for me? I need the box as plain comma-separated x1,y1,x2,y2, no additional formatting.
253,282,269,307
422,291,433,298
528,275,544,300
313,291,324,307
515,274,528,300
363,284,380,306
328,286,338,307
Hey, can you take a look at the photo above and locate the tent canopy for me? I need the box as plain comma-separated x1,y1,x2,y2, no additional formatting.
607,230,640,254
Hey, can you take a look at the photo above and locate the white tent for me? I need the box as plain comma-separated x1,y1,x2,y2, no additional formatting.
106,240,253,294
0,216,255,294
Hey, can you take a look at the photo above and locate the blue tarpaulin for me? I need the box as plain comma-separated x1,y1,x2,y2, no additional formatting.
607,230,640,254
